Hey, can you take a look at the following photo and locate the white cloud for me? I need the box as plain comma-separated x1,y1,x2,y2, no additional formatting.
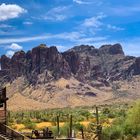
23,21,33,25
73,0,91,4
0,35,49,44
6,50,15,57
77,13,106,36
0,32,108,47
52,32,108,44
0,3,27,21
43,6,69,21
75,36,108,44
7,43,23,50
0,24,13,28
0,33,82,44
107,24,124,31
54,45,67,51
53,32,82,41
82,13,106,28
83,17,102,28
111,5,140,16
4,43,23,58
73,0,103,6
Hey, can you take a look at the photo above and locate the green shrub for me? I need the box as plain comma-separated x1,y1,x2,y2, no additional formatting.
59,123,69,137
124,101,140,137
102,125,123,140
73,122,84,131
24,122,36,129
102,108,110,115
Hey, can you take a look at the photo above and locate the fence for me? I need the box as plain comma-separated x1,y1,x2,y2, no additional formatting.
0,123,27,140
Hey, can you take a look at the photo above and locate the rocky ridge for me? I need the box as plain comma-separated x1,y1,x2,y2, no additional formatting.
1,43,140,84
0,43,140,110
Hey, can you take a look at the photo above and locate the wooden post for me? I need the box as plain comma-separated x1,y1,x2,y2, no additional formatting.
57,115,60,137
69,115,72,138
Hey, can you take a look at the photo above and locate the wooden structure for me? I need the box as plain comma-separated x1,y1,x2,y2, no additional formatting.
0,87,28,140
0,87,8,125
0,123,26,140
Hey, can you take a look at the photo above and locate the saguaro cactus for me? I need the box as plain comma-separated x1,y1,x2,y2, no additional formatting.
56,115,60,137
69,114,73,138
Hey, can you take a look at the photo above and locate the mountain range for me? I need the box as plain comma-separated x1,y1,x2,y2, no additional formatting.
0,43,140,110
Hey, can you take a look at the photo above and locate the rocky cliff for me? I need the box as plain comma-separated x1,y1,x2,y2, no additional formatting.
1,43,139,85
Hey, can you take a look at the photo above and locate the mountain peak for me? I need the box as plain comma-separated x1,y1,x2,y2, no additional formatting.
99,43,124,55
68,44,95,52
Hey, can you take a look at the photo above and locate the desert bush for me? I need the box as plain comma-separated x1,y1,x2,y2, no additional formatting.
51,126,58,137
107,111,116,118
8,104,140,139
73,122,84,130
102,107,110,115
59,123,69,137
102,125,123,140
124,101,140,137
24,122,36,129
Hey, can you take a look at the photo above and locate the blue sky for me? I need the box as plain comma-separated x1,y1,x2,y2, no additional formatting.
0,0,140,57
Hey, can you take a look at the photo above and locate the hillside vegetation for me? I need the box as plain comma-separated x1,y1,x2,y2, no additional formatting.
8,101,140,139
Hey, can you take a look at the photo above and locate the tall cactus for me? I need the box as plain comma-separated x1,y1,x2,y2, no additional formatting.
56,115,60,137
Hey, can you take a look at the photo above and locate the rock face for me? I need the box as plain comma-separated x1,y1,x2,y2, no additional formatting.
62,51,80,74
99,43,124,55
134,57,140,75
0,55,11,70
0,44,72,84
10,51,26,79
0,43,140,85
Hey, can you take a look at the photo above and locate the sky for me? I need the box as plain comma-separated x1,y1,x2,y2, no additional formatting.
0,0,140,57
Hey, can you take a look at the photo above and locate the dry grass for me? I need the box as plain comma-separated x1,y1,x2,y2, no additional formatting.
12,121,89,131
36,122,52,128
80,121,90,127
36,122,65,129
12,124,25,130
